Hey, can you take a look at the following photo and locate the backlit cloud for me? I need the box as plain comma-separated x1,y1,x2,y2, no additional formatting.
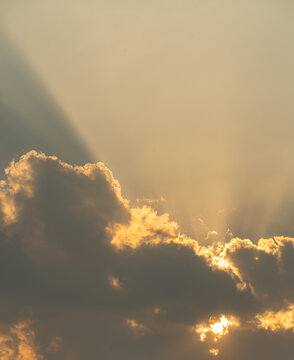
0,321,41,360
0,151,293,359
256,304,294,332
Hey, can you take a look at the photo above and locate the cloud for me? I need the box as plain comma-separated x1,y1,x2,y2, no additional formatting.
222,237,294,304
0,321,42,360
256,304,294,332
0,151,293,359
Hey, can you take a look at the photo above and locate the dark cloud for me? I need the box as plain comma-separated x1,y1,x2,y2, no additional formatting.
218,328,294,360
0,151,293,359
224,237,294,305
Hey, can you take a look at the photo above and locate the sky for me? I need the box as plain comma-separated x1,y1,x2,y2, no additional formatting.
0,0,294,359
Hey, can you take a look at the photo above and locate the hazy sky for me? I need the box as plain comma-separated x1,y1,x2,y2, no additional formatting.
0,1,294,359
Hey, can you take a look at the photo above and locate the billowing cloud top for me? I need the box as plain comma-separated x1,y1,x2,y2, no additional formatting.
0,151,293,359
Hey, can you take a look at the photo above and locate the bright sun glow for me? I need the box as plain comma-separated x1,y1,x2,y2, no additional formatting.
196,315,231,340
196,315,239,356
211,316,229,335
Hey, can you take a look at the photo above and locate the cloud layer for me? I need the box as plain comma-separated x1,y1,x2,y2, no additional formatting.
0,151,293,359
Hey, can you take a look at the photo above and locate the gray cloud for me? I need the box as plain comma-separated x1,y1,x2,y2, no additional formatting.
224,237,294,306
0,151,293,359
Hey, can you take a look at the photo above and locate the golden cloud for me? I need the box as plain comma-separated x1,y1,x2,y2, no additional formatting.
0,321,42,360
256,304,294,332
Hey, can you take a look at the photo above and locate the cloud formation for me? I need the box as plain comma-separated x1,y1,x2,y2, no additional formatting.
0,151,293,359
0,321,41,360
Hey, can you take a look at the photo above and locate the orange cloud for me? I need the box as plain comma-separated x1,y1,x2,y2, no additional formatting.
0,321,42,360
209,348,219,356
256,304,294,332
108,205,178,249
